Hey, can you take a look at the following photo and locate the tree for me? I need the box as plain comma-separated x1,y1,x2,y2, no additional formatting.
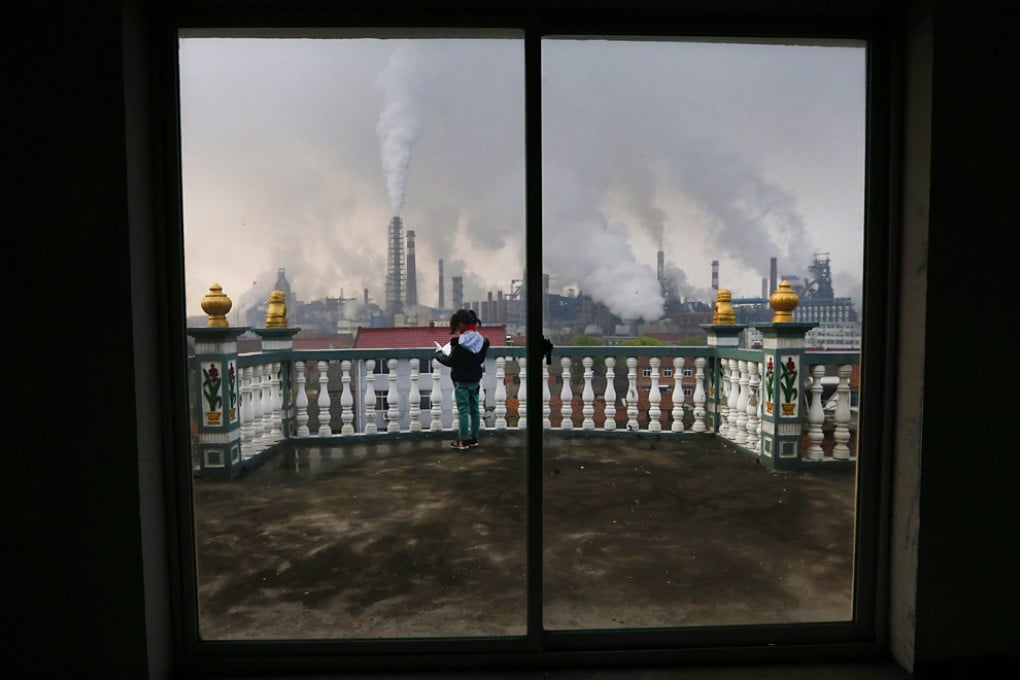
620,336,665,346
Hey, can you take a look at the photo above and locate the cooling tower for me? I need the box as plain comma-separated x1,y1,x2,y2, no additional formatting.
452,275,464,310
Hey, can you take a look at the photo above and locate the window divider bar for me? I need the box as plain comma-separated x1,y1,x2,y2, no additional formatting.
524,25,544,653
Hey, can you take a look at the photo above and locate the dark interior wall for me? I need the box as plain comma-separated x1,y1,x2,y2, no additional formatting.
12,1,151,677
9,1,1015,677
913,3,1016,673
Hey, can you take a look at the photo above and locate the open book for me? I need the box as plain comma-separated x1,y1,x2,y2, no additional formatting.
434,340,452,357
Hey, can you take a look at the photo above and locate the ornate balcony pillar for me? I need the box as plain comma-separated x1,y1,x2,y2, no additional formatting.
701,298,744,435
754,280,816,469
188,324,247,479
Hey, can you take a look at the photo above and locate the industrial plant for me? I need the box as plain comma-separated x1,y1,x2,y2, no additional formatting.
234,215,859,351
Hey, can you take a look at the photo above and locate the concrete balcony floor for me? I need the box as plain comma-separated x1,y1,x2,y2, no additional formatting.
193,432,862,643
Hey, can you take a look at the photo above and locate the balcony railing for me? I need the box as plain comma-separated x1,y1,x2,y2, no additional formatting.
188,324,858,479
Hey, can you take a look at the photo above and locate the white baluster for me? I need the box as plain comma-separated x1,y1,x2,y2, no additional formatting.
692,356,707,433
451,369,460,430
718,359,730,437
833,364,853,460
494,357,507,429
340,360,354,435
603,356,617,431
478,380,487,430
648,357,662,432
250,364,265,452
747,361,760,452
517,357,527,429
626,357,639,432
317,360,331,437
581,356,595,430
671,357,685,432
430,358,443,431
240,365,254,457
294,361,309,437
727,359,741,442
270,361,283,444
542,362,551,429
238,360,252,456
559,356,573,430
734,359,749,445
806,364,826,460
260,362,273,447
386,358,400,433
364,359,377,434
408,358,422,432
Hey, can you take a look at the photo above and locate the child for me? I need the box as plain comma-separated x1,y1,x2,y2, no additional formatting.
435,309,490,449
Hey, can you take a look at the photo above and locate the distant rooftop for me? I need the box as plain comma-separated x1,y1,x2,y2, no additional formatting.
354,325,507,349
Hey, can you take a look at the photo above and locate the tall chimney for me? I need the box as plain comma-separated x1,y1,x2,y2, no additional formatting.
452,275,464,310
762,277,768,299
711,260,719,292
364,288,369,306
657,250,665,281
385,216,404,312
438,258,445,309
769,257,778,296
405,229,417,306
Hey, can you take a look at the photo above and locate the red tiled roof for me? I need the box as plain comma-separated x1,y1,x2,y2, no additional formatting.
354,325,507,349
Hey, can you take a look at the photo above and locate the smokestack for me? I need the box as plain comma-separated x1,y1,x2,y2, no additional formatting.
711,260,719,292
405,229,417,306
385,216,404,312
762,277,768,299
657,250,664,282
769,257,778,296
364,288,368,306
438,258,445,309
452,275,464,310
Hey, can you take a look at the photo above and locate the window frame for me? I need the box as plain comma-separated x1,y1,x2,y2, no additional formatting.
155,1,898,674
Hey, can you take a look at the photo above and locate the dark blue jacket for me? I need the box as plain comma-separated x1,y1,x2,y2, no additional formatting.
436,330,489,383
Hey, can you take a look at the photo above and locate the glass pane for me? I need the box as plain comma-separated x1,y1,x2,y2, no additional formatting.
180,34,527,640
541,38,865,629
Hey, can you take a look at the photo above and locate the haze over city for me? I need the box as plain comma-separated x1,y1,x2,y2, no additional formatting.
179,35,866,321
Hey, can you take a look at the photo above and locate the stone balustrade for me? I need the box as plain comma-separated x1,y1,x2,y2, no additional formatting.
188,328,858,479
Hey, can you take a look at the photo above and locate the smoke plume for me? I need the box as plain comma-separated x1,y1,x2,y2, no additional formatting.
376,43,424,216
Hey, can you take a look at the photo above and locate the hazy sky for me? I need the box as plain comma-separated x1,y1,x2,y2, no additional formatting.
179,35,865,321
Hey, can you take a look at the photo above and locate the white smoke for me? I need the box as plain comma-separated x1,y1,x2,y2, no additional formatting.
545,166,665,321
376,43,425,216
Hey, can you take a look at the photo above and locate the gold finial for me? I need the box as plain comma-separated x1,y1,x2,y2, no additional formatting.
714,288,736,325
265,289,288,328
201,283,232,327
769,280,799,322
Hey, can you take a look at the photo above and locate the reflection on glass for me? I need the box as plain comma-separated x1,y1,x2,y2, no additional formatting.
541,38,865,629
180,35,527,639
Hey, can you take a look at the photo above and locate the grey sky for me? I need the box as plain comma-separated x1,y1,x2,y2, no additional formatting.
179,36,865,321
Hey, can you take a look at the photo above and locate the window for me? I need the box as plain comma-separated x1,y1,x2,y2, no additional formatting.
168,3,890,673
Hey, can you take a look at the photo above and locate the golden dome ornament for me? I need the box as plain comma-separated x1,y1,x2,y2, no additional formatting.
201,283,232,327
769,280,800,322
714,289,736,325
265,290,288,328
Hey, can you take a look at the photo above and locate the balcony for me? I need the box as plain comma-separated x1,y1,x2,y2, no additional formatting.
187,319,860,639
